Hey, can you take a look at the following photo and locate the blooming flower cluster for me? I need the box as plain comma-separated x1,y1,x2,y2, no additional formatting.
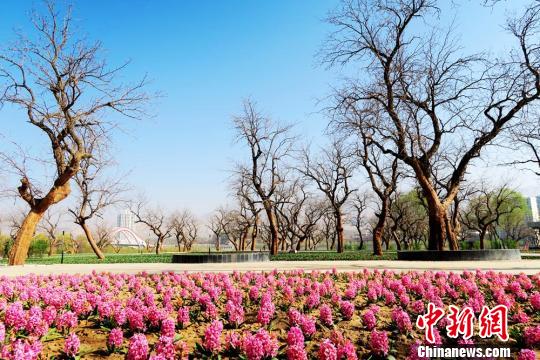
0,269,537,358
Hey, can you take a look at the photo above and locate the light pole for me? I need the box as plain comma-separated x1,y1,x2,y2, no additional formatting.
60,231,65,264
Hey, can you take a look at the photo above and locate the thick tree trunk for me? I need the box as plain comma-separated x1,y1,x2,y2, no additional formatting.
373,223,384,256
425,202,458,251
335,210,345,253
414,166,458,251
9,210,43,265
241,229,248,251
10,182,72,265
80,221,105,260
155,237,163,255
264,205,279,255
479,229,486,250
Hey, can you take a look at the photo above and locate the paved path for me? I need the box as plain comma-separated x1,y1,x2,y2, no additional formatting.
1,259,540,277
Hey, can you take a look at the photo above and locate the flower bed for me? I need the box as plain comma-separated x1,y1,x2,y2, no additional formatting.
0,269,538,359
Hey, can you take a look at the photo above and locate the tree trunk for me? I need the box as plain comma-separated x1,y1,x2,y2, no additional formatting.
373,224,383,256
177,237,183,252
80,221,105,260
425,201,459,251
216,233,221,251
391,232,402,251
8,210,43,265
155,237,163,254
241,229,248,251
250,217,258,251
264,205,279,255
372,200,388,256
414,169,459,251
358,229,364,250
48,240,54,256
479,229,486,250
10,182,72,265
335,210,345,253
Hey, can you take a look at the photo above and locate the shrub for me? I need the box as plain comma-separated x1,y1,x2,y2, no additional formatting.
28,236,49,258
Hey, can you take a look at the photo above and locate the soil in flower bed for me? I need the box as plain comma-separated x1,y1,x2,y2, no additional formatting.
0,269,539,359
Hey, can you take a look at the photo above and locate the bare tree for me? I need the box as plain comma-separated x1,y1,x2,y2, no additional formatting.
509,118,540,175
208,209,226,251
0,3,149,265
232,99,294,255
94,222,112,250
355,125,400,255
171,209,199,252
350,193,370,250
215,208,250,251
319,208,338,251
68,141,127,259
299,141,356,253
232,169,263,251
326,0,540,251
8,210,27,241
131,201,173,254
294,199,328,251
460,183,522,249
388,190,429,250
38,209,63,256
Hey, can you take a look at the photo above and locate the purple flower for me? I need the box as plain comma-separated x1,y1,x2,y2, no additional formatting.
257,293,276,326
337,340,357,360
287,344,308,360
64,333,80,357
299,315,316,337
517,349,536,360
241,329,278,360
287,326,304,346
391,308,412,333
530,292,540,311
319,304,333,326
56,311,78,333
524,325,540,347
226,300,245,326
161,318,176,338
127,333,149,360
317,339,337,360
177,306,190,327
362,310,377,330
155,335,175,359
0,323,5,343
370,330,389,356
339,301,354,320
108,328,124,351
204,320,223,353
5,302,26,331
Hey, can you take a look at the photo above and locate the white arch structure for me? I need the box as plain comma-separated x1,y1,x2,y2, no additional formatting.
108,227,146,248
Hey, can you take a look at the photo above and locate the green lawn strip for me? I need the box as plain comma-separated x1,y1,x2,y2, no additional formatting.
1,250,399,264
270,251,397,261
16,250,540,264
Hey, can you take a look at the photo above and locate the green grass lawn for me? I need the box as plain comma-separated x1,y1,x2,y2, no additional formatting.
0,250,398,264
271,251,397,261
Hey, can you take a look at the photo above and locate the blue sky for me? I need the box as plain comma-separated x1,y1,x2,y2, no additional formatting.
0,0,538,218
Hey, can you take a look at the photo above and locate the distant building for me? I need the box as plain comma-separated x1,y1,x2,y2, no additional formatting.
527,196,540,222
117,209,135,230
